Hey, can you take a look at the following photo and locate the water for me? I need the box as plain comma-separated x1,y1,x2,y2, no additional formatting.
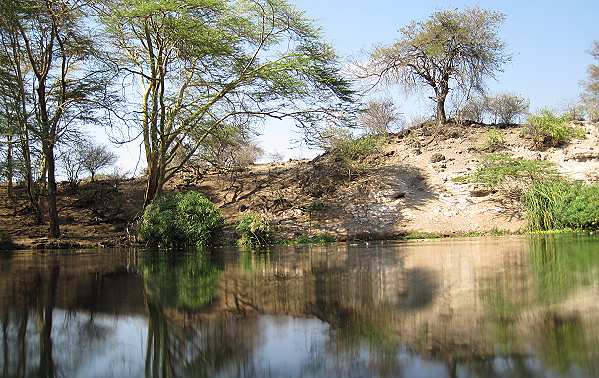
1,235,598,378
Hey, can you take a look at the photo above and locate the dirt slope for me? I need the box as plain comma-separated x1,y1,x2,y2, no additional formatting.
1,121,598,248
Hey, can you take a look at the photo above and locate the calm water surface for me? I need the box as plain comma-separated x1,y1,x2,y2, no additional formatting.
1,235,599,378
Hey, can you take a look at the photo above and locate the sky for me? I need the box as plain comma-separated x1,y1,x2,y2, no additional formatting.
110,0,599,174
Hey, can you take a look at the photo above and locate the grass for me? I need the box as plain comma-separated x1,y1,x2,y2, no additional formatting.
281,234,337,245
525,110,585,148
399,228,511,240
454,153,557,188
523,180,599,231
480,128,505,152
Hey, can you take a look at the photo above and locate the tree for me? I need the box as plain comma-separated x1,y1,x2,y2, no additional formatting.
365,7,509,125
359,99,402,135
102,0,355,207
190,124,263,171
581,41,599,121
80,144,117,181
456,95,486,123
485,93,529,125
0,0,110,237
59,142,85,188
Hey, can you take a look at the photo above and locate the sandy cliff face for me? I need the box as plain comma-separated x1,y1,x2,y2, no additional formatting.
1,122,597,247
172,122,599,239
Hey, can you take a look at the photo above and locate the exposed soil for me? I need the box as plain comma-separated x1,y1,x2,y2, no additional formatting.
1,121,598,249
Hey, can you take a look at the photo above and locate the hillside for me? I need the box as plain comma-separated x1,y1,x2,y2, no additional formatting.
1,122,598,249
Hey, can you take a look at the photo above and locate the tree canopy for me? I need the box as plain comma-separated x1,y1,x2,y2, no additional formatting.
101,0,356,206
365,7,510,124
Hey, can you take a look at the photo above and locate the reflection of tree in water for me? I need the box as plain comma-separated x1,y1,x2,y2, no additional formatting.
142,252,261,378
0,263,60,378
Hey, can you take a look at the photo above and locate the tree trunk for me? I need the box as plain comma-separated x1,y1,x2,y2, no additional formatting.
44,144,60,238
436,95,447,125
143,163,161,209
19,132,42,223
6,131,13,201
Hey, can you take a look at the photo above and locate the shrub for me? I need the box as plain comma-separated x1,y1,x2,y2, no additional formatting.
139,191,222,248
525,110,585,148
523,180,599,231
237,211,273,248
457,96,486,123
486,93,529,125
454,154,557,188
480,128,505,152
322,130,381,177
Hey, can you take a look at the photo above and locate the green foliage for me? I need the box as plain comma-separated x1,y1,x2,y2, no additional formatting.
480,128,505,151
236,211,273,248
402,231,443,240
454,154,557,188
139,191,223,248
281,234,336,245
523,180,599,231
525,110,585,148
142,252,222,309
332,134,380,173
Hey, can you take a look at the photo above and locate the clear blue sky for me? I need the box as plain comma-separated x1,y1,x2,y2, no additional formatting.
111,0,599,172
254,0,599,161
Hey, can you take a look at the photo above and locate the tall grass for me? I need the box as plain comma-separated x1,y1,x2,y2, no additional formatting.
523,180,599,230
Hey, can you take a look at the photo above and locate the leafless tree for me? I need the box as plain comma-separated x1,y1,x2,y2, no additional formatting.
80,144,117,181
363,7,510,125
581,41,599,121
485,93,529,125
359,99,403,135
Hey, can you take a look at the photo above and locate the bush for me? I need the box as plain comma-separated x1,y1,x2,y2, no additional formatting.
480,128,505,152
454,154,557,188
236,211,273,248
525,110,585,148
319,127,381,177
486,93,529,125
457,96,486,123
139,191,222,248
523,180,599,231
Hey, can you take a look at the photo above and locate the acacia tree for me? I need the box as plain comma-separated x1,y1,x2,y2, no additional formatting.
365,7,509,125
0,0,110,237
102,0,355,207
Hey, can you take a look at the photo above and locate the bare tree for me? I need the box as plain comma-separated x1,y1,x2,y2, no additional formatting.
364,7,510,125
359,99,402,135
581,41,599,121
456,95,486,123
485,93,529,125
80,144,116,181
59,143,85,189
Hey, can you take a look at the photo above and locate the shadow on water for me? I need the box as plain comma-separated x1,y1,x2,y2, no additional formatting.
0,235,599,377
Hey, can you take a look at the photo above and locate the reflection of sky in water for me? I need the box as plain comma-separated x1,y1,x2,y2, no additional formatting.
51,310,147,378
2,235,599,377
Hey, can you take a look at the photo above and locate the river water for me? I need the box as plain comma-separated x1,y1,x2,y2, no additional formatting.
0,234,598,377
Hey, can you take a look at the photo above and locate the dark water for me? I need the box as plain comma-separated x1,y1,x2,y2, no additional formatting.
1,235,599,378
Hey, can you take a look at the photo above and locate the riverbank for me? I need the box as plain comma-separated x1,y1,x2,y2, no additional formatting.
1,121,598,250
